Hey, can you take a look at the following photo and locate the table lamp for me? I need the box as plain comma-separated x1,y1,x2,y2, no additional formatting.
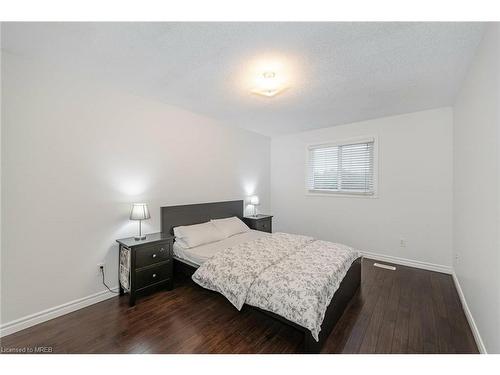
250,195,260,217
130,203,150,240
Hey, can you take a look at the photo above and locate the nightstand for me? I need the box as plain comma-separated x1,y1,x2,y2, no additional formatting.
242,214,273,233
116,232,174,306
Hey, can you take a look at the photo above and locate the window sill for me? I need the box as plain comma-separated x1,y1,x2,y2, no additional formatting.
305,190,378,199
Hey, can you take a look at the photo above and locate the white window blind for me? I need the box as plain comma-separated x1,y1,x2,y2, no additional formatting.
307,138,375,195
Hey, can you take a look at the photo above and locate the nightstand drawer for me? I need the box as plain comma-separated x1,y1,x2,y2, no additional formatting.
135,262,171,290
135,243,171,269
255,219,272,233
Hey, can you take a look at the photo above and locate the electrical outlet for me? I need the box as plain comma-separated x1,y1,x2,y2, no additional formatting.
97,263,105,274
400,239,407,248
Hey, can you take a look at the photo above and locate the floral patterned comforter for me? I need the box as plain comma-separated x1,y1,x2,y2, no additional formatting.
192,233,315,309
191,232,359,341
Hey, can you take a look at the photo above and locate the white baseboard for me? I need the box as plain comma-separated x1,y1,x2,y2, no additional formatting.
0,287,119,338
451,272,487,354
360,251,453,274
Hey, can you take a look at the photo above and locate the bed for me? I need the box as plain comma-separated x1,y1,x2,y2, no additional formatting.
161,200,362,353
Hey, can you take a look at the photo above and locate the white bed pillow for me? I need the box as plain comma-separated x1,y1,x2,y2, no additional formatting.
173,221,225,249
210,216,250,238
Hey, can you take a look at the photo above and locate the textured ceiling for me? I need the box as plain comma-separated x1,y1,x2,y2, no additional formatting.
1,22,486,136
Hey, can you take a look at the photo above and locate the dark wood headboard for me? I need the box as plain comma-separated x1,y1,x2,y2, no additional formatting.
160,200,244,235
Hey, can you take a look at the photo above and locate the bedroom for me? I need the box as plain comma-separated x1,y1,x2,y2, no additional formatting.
1,1,499,373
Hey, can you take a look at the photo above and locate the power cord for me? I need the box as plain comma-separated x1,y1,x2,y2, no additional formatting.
100,265,119,294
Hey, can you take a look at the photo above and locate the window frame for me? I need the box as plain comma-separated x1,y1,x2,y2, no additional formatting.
305,136,379,198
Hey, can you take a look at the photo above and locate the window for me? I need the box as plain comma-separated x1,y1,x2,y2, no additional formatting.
306,138,375,195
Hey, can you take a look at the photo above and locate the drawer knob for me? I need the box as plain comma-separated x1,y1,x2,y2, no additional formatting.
160,248,165,252
152,273,157,278
152,253,157,258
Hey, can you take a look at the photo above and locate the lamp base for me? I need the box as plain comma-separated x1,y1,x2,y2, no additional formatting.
134,219,146,240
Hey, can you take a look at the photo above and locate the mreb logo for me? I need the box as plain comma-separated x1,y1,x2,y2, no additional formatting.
34,346,53,353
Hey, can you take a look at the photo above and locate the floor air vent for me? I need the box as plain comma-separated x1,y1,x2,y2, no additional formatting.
373,262,396,271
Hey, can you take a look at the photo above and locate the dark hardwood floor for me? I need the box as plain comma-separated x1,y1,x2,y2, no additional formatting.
0,258,478,354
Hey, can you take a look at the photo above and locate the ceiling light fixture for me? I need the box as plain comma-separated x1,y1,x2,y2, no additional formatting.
251,70,289,98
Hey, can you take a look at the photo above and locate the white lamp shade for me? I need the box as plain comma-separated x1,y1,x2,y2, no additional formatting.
130,203,151,220
250,195,260,205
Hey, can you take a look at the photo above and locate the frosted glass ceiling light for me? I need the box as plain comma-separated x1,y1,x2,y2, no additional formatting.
239,55,297,99
251,71,289,97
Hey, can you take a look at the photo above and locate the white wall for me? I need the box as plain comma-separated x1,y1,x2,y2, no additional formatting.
271,108,453,269
453,24,500,353
0,27,3,327
0,52,270,327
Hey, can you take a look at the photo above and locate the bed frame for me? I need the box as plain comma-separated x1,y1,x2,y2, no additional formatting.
160,200,361,353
